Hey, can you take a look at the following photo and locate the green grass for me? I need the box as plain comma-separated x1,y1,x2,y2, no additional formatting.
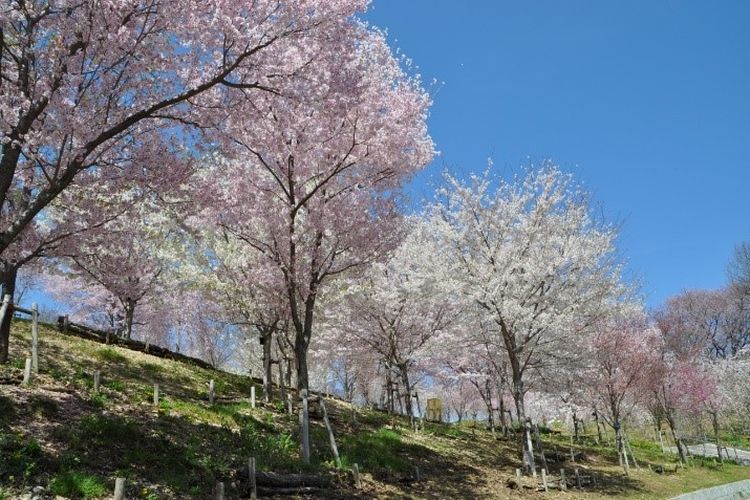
94,347,128,364
50,471,107,499
3,320,750,499
0,433,43,485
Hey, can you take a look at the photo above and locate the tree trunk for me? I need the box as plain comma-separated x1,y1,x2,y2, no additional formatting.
511,371,535,473
278,356,287,410
0,263,18,364
123,298,136,340
294,328,310,393
666,413,687,464
262,329,273,402
711,410,723,463
614,418,629,475
497,379,508,436
398,364,413,421
485,379,495,435
593,408,603,444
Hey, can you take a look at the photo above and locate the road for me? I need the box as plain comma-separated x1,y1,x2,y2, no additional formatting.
666,443,750,465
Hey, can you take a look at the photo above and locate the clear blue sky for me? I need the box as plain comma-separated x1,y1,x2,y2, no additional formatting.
366,1,750,307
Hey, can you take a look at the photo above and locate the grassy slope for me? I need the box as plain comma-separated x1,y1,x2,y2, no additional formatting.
1,320,749,499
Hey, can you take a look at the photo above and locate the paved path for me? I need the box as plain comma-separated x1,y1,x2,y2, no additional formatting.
666,443,750,465
669,478,750,499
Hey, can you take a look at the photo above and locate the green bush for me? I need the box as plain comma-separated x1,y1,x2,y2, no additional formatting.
50,472,106,499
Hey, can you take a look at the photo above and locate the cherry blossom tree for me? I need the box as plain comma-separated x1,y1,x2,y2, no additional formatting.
331,222,458,419
202,25,433,397
0,0,370,362
584,310,660,472
56,208,166,339
424,164,626,472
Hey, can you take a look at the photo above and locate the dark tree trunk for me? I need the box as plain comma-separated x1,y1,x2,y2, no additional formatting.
593,408,603,444
511,370,535,473
398,364,413,420
497,379,508,435
666,413,687,464
123,298,136,340
0,263,18,364
711,410,723,463
261,328,274,402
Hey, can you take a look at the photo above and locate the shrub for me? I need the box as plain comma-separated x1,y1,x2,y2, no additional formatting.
50,472,106,499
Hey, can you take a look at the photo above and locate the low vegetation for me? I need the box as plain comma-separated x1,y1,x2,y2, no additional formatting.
1,321,749,499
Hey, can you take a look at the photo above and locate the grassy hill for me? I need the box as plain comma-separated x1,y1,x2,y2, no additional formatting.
1,320,749,499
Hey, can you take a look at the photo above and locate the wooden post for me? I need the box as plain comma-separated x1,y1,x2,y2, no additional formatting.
575,468,582,489
93,371,101,394
153,383,160,407
249,457,257,500
251,385,256,408
0,294,10,330
319,395,341,467
300,389,310,464
515,468,521,478
208,379,215,405
624,434,640,470
352,463,362,489
541,469,548,492
215,481,224,500
22,357,32,385
569,434,575,462
415,465,420,482
532,467,537,478
534,424,549,474
31,303,39,373
659,430,666,454
114,478,125,500
560,469,567,491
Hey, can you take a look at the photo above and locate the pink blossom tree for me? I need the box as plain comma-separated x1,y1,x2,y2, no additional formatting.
584,310,660,472
0,0,370,362
202,26,434,396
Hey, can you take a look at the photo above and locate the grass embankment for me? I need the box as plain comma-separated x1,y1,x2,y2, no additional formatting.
1,320,749,499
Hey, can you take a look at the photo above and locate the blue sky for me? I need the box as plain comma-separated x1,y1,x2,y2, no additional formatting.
366,1,750,307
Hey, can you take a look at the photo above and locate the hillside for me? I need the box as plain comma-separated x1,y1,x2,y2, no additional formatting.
1,320,749,499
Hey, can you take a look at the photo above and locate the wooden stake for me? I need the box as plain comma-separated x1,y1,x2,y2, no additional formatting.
31,303,39,373
415,465,420,482
541,469,548,492
208,379,215,405
352,463,362,489
560,469,567,491
575,468,582,489
113,478,125,500
515,468,521,478
624,434,641,470
214,481,224,500
534,424,549,474
93,370,101,394
249,457,257,500
300,389,310,464
251,385,256,408
0,294,10,330
319,395,341,467
153,383,160,407
22,357,32,385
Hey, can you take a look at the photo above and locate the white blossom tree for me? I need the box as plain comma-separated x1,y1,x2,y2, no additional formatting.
423,163,626,472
